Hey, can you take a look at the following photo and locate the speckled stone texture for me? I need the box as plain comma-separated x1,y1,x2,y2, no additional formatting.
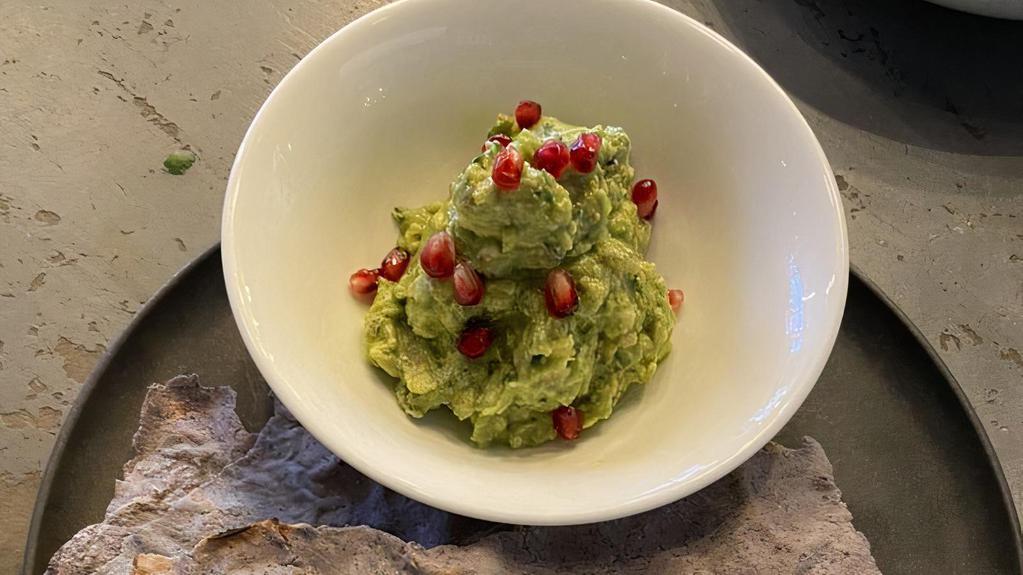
2,0,1020,571
45,378,880,574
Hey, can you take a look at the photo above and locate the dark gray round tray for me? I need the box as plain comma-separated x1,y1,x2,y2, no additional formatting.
21,245,1023,575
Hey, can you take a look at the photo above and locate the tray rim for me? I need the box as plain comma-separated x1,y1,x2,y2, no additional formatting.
20,245,1023,574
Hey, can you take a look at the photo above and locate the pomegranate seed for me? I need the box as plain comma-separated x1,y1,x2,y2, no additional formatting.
569,132,601,174
457,325,494,359
492,146,524,191
552,406,582,440
349,268,379,296
544,268,578,318
515,100,542,130
532,139,571,179
481,134,512,152
452,261,485,306
631,179,658,220
420,231,456,279
379,247,410,281
668,289,685,312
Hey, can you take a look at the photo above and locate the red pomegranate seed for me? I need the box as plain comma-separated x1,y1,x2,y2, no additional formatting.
668,289,685,312
552,406,582,440
631,179,658,220
569,132,601,174
452,261,485,306
492,146,524,191
544,268,578,318
420,231,456,279
379,247,410,281
349,268,379,296
532,139,571,179
515,100,542,130
457,325,494,359
481,134,512,152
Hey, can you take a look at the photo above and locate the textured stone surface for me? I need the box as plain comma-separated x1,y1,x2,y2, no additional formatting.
46,379,879,574
1,0,1020,571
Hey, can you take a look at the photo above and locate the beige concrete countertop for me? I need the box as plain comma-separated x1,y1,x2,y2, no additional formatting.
1,0,1020,571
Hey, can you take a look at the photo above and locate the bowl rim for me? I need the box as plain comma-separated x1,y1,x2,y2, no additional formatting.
221,0,850,525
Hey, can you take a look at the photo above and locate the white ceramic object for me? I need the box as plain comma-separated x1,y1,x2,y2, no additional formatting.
924,0,1023,19
222,0,848,525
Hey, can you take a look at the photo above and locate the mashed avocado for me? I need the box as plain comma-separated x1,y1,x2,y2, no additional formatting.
363,114,674,448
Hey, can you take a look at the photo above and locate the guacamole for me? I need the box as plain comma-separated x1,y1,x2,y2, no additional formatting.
163,149,196,175
361,110,674,448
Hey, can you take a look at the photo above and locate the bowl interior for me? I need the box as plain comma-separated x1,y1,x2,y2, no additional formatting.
223,0,848,525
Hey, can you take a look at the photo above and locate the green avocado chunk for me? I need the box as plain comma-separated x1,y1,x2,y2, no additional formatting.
363,115,673,448
163,150,196,175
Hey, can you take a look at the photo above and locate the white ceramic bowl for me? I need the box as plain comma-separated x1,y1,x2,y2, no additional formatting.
223,0,848,525
924,0,1023,19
